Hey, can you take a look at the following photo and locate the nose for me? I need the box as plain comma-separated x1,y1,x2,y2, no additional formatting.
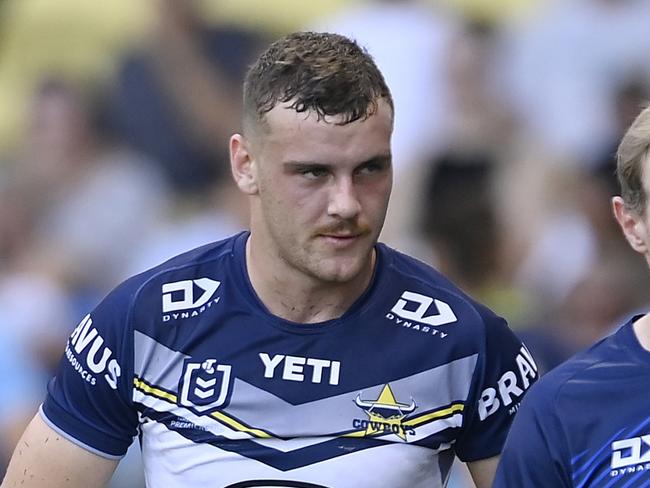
327,177,361,220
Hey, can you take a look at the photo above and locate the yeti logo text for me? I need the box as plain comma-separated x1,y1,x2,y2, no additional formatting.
162,278,220,313
611,435,650,469
179,359,232,412
390,291,457,326
259,353,341,385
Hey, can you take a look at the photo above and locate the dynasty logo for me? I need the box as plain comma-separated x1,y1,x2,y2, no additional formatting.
353,384,417,440
162,278,221,321
610,434,650,477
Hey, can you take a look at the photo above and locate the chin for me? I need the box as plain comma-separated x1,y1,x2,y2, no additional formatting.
309,258,368,284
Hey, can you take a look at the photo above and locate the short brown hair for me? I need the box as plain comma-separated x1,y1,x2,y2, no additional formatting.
617,105,650,215
242,31,393,133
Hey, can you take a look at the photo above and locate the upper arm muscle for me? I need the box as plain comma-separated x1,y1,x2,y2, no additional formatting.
1,413,118,488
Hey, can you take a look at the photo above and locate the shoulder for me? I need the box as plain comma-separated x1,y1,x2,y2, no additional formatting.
519,330,620,414
98,232,244,318
377,243,505,334
136,232,242,280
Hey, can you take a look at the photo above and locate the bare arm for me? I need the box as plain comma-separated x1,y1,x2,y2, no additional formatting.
1,413,118,488
467,455,500,488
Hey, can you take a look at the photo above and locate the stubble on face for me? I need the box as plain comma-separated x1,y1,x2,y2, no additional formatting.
248,100,393,287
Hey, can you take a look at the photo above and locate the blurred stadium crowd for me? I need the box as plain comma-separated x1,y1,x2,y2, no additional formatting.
2,0,650,486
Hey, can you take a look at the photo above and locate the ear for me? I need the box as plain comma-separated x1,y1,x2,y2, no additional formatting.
230,133,259,195
612,196,648,254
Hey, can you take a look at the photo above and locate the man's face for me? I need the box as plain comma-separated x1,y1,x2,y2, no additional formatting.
234,99,393,284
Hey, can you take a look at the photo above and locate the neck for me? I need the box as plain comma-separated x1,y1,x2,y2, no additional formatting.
633,314,650,351
245,235,376,324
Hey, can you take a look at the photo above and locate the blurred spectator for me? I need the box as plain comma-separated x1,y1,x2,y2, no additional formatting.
553,251,650,352
106,0,254,272
0,319,48,475
5,78,171,300
383,16,521,259
505,160,599,309
419,150,532,323
444,21,518,154
441,0,542,25
126,177,248,275
203,0,362,36
499,0,650,163
111,0,267,194
516,246,650,376
505,75,650,312
0,271,76,375
0,0,151,153
421,151,500,292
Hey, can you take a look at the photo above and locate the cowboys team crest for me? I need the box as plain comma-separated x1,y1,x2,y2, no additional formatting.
353,384,417,440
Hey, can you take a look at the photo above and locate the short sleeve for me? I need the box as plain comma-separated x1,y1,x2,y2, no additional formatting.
454,309,538,462
493,379,572,487
41,283,138,458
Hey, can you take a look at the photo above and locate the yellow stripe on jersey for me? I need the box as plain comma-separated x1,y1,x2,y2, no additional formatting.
208,411,272,439
133,376,272,439
403,402,464,428
134,377,177,404
341,402,464,438
133,376,463,442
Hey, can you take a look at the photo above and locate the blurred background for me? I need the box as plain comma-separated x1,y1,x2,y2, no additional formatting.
1,0,650,486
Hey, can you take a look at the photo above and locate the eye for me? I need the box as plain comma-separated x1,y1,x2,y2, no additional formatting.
298,166,329,179
358,163,380,175
356,160,388,176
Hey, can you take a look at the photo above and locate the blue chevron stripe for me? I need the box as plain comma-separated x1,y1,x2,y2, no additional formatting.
138,404,389,471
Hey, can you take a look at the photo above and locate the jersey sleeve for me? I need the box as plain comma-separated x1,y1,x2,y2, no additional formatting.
492,378,572,487
41,282,138,458
454,307,538,462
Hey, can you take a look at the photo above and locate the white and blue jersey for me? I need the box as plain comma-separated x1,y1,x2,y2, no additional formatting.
494,316,650,487
42,232,535,488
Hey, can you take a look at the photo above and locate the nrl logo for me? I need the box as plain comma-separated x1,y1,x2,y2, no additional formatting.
353,384,417,440
178,358,233,413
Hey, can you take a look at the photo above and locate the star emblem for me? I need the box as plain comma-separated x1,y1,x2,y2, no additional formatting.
354,384,417,440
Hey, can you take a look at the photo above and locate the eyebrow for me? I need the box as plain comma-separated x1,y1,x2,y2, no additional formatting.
282,154,392,170
362,154,392,167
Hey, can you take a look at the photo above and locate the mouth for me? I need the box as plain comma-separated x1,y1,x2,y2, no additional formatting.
322,234,358,240
317,232,366,248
